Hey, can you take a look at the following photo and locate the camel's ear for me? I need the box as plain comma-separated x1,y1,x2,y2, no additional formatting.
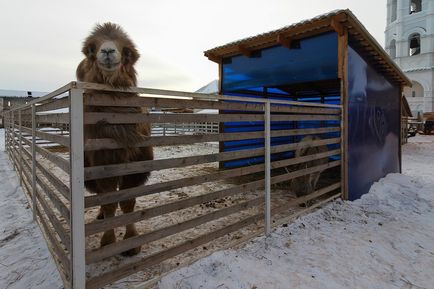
82,41,97,61
122,46,139,66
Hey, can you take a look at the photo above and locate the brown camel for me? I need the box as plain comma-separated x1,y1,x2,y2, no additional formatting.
77,23,153,256
290,135,328,198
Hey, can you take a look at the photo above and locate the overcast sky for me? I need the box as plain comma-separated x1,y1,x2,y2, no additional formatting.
0,0,387,93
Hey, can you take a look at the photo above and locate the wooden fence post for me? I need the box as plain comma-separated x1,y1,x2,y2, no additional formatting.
264,101,271,235
18,109,23,186
69,85,86,289
31,104,37,221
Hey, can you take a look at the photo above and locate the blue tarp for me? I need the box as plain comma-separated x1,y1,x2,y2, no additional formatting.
347,45,400,200
221,32,341,168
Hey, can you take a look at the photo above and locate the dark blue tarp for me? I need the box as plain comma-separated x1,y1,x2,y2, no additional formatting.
347,45,400,201
222,32,339,91
220,32,341,168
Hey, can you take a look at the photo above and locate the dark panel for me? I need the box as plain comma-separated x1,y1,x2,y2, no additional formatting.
222,32,338,92
347,46,400,201
220,32,341,169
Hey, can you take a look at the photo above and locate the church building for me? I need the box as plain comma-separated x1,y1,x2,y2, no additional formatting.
385,0,434,116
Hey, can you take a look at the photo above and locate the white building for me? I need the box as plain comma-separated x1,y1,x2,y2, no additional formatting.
385,0,434,116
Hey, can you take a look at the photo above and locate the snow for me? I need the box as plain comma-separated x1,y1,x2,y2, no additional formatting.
195,80,218,94
157,135,434,289
1,129,434,289
0,128,62,289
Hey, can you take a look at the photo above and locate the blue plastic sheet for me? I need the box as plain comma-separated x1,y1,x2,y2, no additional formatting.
347,45,400,200
220,32,341,168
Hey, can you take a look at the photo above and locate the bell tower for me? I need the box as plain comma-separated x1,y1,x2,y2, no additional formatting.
385,0,434,115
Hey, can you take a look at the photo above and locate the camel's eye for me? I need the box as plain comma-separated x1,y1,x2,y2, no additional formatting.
86,43,97,59
122,47,131,64
122,46,138,65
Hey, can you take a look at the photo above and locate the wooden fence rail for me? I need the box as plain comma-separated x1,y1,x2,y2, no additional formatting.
4,81,343,289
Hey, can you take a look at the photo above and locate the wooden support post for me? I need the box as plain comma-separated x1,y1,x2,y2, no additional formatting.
69,86,86,289
11,111,16,170
31,104,37,221
264,101,271,235
331,17,345,36
18,109,23,186
338,28,349,200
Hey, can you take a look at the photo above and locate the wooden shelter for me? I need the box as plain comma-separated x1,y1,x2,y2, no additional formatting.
205,9,411,200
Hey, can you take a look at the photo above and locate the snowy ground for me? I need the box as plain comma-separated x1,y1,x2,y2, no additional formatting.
0,129,62,289
157,136,434,289
1,129,434,289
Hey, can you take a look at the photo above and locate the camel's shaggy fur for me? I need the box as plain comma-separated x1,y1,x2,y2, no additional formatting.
290,135,328,198
77,23,153,256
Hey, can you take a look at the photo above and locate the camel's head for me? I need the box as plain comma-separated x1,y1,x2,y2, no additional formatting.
77,23,139,87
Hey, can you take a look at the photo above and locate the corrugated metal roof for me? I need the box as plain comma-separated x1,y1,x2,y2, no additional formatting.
204,9,411,87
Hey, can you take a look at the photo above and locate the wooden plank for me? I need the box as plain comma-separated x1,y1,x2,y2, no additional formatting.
30,141,69,172
84,148,340,208
85,160,340,235
84,112,264,124
21,135,70,174
35,184,71,250
271,160,341,185
84,112,339,125
272,182,341,216
85,126,340,150
86,182,341,289
35,203,71,279
36,174,71,224
339,28,349,200
9,82,72,113
86,212,263,289
85,178,263,236
20,141,71,200
272,114,340,122
84,94,340,115
22,145,71,252
35,97,69,113
76,81,342,109
21,147,71,223
134,189,341,289
69,87,86,289
84,137,340,181
86,196,264,263
36,160,71,201
36,113,70,125
20,125,70,147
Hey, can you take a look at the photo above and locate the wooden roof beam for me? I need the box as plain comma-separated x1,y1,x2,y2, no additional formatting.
277,34,292,49
205,53,222,63
238,45,253,58
330,16,345,36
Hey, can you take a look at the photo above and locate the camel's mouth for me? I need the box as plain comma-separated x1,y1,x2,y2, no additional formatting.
97,60,121,72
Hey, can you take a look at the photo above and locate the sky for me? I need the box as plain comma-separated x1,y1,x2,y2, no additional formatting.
0,0,387,93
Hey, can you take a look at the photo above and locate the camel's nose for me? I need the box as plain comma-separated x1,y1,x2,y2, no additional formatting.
101,48,116,56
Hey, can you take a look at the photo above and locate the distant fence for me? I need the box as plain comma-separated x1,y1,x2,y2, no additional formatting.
151,121,218,136
4,81,343,289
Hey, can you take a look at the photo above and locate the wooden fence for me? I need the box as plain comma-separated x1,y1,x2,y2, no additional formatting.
151,121,218,136
4,81,343,289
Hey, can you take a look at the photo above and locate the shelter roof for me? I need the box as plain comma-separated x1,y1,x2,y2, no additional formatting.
204,9,411,87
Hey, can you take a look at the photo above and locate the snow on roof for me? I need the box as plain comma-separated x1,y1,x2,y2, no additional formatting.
195,109,218,114
195,80,219,94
